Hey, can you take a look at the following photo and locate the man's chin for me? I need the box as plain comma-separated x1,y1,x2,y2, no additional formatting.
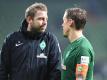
63,34,68,38
40,29,46,33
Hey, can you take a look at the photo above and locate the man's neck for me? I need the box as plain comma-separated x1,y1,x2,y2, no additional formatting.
68,30,83,43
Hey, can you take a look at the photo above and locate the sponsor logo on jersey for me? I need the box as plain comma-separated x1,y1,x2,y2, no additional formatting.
81,56,89,65
37,53,47,59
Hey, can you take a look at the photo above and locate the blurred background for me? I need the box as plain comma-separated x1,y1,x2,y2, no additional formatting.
0,0,107,80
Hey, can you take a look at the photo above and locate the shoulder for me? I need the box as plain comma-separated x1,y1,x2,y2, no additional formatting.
4,31,22,44
44,32,57,38
1,31,20,49
76,44,94,59
43,32,60,49
77,37,93,51
44,32,58,41
6,31,20,40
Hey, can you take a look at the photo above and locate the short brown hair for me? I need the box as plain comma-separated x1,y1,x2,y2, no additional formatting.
25,2,47,18
65,8,87,30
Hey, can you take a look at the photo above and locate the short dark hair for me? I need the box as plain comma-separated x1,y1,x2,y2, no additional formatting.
25,2,47,18
65,8,87,30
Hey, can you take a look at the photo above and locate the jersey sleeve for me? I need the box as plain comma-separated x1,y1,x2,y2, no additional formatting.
76,48,91,65
75,48,91,79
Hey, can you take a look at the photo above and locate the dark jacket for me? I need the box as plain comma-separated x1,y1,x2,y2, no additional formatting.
0,20,61,80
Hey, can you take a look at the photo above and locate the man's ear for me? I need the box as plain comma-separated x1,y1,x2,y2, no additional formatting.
68,19,74,27
26,16,33,24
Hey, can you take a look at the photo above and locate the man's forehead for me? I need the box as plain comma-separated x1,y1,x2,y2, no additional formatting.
35,10,47,17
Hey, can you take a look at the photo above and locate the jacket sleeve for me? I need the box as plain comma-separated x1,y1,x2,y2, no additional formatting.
0,35,11,80
47,35,61,80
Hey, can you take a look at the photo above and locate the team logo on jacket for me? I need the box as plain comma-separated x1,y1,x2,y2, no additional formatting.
39,40,46,50
37,53,47,59
15,41,23,47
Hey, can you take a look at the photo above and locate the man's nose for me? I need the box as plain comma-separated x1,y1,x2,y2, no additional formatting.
62,23,64,27
43,20,47,25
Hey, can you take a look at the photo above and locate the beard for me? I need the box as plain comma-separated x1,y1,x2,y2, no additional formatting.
63,30,68,38
31,23,46,33
63,33,68,38
30,26,42,35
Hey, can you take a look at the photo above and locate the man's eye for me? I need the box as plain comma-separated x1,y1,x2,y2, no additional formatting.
38,17,48,21
38,18,43,20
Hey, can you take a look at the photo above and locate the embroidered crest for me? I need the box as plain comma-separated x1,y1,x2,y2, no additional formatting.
39,40,46,50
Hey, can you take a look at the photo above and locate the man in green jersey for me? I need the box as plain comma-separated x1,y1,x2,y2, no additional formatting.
61,7,94,80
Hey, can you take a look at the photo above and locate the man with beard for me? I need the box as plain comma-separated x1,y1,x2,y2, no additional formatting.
0,2,61,80
61,8,94,80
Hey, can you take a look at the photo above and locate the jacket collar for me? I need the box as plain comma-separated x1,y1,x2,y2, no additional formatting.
20,19,44,40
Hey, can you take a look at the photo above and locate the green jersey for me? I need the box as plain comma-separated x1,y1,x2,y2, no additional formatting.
61,36,94,80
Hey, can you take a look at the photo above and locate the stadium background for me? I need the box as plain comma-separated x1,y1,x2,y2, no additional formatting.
0,0,107,80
